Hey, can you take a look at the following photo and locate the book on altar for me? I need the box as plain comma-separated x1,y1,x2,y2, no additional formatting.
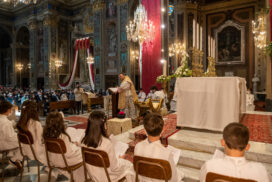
167,145,181,165
110,135,129,158
66,127,86,143
109,87,118,93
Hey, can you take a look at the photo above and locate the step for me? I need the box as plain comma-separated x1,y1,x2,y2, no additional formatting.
177,148,272,176
168,129,272,164
177,165,200,182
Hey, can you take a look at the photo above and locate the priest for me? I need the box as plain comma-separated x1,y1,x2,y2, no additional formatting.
117,73,138,120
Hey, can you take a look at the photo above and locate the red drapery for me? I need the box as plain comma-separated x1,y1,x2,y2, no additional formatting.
142,0,162,93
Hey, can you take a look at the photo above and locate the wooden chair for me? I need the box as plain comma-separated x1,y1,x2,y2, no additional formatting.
149,98,164,113
44,138,83,182
0,147,22,181
134,99,151,124
17,130,39,182
205,172,257,182
133,155,172,182
81,147,126,182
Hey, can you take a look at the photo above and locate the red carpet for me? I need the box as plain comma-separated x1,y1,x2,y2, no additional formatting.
241,114,272,144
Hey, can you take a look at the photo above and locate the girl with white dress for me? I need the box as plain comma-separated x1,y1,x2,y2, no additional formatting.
16,100,47,166
81,111,133,182
43,112,84,182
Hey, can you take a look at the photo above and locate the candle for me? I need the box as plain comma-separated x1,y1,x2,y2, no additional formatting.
193,19,195,48
208,35,211,57
200,26,202,51
197,23,199,49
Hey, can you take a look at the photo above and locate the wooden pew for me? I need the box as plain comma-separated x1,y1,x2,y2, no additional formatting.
49,100,76,114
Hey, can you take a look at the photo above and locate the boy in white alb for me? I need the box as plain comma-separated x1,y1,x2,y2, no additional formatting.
200,122,271,182
134,113,184,182
0,101,23,169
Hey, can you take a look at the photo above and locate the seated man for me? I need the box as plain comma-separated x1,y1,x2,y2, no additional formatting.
0,101,23,169
146,86,158,100
154,89,168,108
200,122,270,182
138,88,146,102
134,113,184,182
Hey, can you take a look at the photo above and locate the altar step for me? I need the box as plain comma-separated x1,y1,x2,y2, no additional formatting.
122,126,272,182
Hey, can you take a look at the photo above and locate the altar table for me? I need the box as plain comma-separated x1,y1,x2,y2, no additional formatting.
175,77,246,131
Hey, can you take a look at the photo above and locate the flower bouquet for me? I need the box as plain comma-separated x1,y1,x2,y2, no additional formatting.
117,111,126,119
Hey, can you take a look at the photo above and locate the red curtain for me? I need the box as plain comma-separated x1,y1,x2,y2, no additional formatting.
142,0,162,93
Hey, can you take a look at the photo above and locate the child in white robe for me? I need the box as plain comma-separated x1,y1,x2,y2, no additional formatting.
16,100,47,166
43,112,84,182
200,122,271,182
0,101,22,168
134,113,184,182
81,111,133,182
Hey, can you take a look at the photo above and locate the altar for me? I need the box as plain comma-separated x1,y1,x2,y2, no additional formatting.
175,77,246,131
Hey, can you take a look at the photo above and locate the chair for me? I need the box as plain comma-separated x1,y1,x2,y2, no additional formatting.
149,98,164,113
0,147,21,181
44,138,83,182
205,172,257,182
81,147,126,182
133,155,172,182
134,99,151,124
17,130,39,182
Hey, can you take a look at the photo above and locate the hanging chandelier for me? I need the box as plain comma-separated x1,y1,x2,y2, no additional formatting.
1,0,37,7
126,1,155,87
168,42,187,57
252,12,266,50
126,3,155,46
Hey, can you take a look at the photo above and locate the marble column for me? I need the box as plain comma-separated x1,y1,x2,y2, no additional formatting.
43,14,58,89
28,18,38,89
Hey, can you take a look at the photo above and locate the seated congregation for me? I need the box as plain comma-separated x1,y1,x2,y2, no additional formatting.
0,100,270,182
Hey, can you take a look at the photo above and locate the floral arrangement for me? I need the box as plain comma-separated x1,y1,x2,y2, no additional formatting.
156,75,171,83
156,50,192,83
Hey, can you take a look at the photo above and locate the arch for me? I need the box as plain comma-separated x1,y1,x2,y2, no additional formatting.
16,26,30,88
0,26,12,86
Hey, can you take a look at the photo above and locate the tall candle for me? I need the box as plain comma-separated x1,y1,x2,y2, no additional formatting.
200,26,203,51
208,35,210,57
196,23,199,49
193,19,195,48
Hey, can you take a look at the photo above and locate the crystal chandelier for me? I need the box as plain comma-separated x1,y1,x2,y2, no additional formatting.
126,1,155,87
86,56,94,64
169,42,187,57
1,0,37,7
55,59,63,68
252,13,266,50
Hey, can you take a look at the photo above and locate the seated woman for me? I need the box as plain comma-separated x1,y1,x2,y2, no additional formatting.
16,100,47,166
81,111,133,182
43,112,84,182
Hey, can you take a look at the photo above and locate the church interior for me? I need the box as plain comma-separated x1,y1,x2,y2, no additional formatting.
0,0,272,181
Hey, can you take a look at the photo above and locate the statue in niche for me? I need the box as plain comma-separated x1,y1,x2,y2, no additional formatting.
108,25,117,56
106,2,116,18
106,60,117,74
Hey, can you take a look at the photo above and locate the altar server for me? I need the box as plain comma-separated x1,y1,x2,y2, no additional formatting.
200,122,270,182
16,100,47,165
138,88,146,102
81,111,133,182
43,112,84,182
0,101,22,168
134,113,184,182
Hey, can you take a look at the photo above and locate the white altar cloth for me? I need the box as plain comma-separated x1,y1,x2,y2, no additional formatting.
175,77,246,131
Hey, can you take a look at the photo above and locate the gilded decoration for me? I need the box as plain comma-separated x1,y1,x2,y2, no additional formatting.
83,8,94,34
93,1,105,12
117,0,128,5
43,17,57,27
28,21,37,30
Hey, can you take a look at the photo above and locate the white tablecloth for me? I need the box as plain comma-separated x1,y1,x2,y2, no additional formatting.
175,77,246,131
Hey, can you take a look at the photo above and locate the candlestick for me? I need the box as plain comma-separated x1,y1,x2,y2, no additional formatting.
197,23,199,49
200,26,203,51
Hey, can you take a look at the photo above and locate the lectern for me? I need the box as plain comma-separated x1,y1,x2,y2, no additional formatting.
108,90,119,118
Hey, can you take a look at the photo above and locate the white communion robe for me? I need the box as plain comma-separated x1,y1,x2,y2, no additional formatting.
138,91,146,102
21,119,47,165
0,114,22,161
200,150,271,182
82,136,133,182
47,134,84,182
134,139,184,182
